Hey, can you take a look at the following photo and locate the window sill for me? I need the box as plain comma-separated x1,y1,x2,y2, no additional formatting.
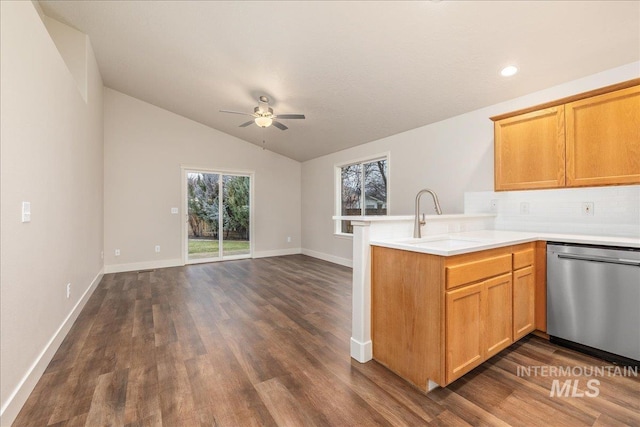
334,232,353,239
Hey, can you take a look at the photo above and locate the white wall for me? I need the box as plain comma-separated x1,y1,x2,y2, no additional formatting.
103,89,302,272
301,62,640,263
43,15,88,102
0,2,104,424
466,185,640,237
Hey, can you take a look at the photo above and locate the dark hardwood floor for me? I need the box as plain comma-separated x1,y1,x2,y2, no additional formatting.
13,255,640,426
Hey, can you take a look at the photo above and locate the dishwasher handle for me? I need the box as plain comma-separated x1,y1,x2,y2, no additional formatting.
557,253,640,267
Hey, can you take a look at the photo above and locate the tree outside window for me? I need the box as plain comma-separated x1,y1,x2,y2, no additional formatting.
339,158,388,233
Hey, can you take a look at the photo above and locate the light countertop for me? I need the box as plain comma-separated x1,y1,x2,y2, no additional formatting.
332,213,495,222
369,229,640,256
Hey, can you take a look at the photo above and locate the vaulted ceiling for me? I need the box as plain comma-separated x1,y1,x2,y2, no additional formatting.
40,1,640,161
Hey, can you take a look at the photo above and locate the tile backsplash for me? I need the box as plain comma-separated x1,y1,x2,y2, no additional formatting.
464,185,640,237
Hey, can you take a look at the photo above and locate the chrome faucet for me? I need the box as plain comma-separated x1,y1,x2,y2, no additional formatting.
413,189,443,238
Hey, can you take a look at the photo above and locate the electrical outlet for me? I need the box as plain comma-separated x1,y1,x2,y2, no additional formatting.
171,207,178,214
101,251,104,259
155,245,161,253
520,202,530,214
115,249,120,256
490,199,498,212
582,202,594,216
287,236,291,243
66,283,71,299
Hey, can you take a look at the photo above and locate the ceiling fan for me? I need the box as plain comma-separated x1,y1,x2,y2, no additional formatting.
220,96,305,130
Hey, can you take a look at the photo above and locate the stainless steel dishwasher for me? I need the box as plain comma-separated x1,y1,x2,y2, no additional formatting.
547,242,640,364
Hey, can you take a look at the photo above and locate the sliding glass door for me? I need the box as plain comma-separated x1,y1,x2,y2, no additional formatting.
185,170,251,263
221,175,251,258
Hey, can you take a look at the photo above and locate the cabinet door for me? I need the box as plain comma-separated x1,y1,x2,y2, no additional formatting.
446,283,483,384
484,273,513,358
513,266,536,340
565,85,640,187
494,107,565,191
534,241,547,333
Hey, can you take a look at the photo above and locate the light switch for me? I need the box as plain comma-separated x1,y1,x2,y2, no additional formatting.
171,207,179,214
22,201,31,223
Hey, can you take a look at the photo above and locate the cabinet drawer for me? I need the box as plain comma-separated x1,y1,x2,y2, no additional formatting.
513,248,534,270
446,254,512,289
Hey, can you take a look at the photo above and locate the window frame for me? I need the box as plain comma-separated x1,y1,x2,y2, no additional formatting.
334,152,390,236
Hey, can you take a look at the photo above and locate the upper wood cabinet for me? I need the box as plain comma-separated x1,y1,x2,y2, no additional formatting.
494,107,565,190
565,86,640,187
492,80,640,191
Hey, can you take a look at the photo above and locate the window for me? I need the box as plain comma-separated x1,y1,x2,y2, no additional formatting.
336,156,388,234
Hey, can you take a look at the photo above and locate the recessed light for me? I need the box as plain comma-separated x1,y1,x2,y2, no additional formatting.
501,65,518,77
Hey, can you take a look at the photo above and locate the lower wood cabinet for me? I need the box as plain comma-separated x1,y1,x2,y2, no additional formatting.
445,282,483,383
372,242,541,390
445,273,513,384
513,265,536,340
371,248,442,389
484,273,514,358
534,241,548,332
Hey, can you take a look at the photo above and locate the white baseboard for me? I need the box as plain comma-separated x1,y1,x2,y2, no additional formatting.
253,248,301,258
428,380,441,392
350,337,373,363
104,258,183,274
0,269,104,426
301,248,353,268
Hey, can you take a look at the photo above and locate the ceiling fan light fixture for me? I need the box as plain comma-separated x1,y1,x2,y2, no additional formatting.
221,96,303,131
255,116,273,128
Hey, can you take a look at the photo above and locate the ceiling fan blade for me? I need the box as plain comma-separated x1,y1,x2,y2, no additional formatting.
220,110,253,116
275,114,305,120
239,120,254,127
272,121,288,130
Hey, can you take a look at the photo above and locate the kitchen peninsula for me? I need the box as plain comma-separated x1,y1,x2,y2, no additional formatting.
339,214,640,392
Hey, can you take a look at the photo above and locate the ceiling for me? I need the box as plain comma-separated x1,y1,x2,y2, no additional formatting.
39,1,639,162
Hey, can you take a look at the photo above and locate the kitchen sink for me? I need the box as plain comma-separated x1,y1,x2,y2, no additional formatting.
410,238,485,249
396,235,491,250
